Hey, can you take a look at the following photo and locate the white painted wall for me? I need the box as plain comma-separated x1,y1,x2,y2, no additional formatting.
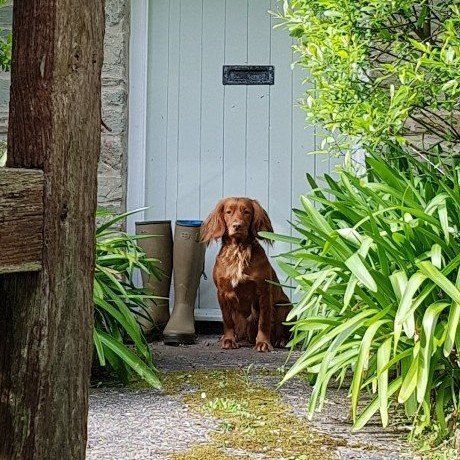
142,0,330,320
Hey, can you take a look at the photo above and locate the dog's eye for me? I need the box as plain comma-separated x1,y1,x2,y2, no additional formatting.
243,210,250,215
226,210,232,214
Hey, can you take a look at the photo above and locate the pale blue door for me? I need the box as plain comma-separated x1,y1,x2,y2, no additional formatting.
145,0,329,320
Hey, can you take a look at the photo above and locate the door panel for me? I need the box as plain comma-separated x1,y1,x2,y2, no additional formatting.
246,0,270,205
145,0,327,320
177,1,202,220
223,0,248,198
199,0,226,312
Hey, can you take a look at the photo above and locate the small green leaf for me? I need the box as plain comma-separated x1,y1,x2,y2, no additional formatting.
345,253,377,292
377,337,392,427
97,330,161,388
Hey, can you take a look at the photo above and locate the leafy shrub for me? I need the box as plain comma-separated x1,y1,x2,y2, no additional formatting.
93,209,162,388
277,0,460,161
263,150,460,435
274,0,460,439
0,0,12,71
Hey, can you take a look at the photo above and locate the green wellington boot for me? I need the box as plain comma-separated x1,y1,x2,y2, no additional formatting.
135,220,173,335
163,220,206,345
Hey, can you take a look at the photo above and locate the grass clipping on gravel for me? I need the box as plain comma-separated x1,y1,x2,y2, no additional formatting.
166,368,344,459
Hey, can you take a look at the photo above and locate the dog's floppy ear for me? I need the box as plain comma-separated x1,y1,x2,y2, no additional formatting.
251,200,273,242
201,199,226,244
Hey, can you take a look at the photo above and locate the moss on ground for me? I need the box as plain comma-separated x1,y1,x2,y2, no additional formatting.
170,444,250,460
165,368,345,459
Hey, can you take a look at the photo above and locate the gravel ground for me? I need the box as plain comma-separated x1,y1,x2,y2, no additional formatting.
87,334,413,460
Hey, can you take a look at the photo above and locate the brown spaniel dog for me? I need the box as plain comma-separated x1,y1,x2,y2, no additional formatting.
201,197,291,352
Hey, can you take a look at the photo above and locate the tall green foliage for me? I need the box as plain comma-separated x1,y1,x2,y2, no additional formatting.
277,0,460,161
274,0,460,437
93,209,162,388
263,151,460,435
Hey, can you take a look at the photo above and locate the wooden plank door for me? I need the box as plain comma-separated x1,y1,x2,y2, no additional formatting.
145,0,327,320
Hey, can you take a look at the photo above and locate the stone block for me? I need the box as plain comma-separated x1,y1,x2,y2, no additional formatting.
105,0,129,27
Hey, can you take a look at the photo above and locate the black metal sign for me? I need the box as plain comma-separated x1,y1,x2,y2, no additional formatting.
223,65,274,85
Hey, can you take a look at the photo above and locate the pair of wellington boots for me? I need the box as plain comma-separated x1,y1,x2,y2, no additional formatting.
135,220,205,345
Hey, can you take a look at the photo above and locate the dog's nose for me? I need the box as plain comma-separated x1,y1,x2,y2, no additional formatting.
232,222,242,230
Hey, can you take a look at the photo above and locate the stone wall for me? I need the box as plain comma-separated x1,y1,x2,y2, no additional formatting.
0,0,130,212
100,0,130,212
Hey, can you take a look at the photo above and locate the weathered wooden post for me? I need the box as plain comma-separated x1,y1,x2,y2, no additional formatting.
0,1,105,458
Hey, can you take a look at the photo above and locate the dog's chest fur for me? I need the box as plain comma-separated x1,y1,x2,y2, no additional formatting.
219,244,252,288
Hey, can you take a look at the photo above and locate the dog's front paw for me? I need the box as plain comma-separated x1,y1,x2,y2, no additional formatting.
254,341,274,352
221,337,240,350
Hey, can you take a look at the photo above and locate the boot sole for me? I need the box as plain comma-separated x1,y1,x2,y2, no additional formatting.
163,333,196,346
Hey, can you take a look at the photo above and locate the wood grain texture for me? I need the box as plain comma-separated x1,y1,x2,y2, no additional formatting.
0,168,44,273
0,1,105,459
